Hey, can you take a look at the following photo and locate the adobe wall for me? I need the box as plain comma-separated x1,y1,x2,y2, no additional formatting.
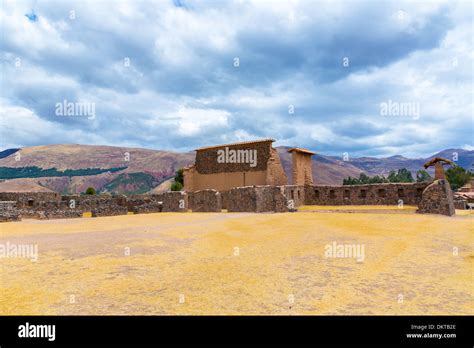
304,183,429,206
195,141,273,174
266,147,289,186
291,152,313,185
185,141,288,192
187,170,268,192
191,190,222,212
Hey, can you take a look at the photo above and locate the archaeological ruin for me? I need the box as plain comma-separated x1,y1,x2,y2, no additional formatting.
0,139,463,222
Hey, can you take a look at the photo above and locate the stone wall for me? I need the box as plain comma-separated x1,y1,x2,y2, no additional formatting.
92,205,128,217
160,191,188,212
417,179,455,216
60,194,128,212
191,190,222,212
132,201,163,214
0,201,21,222
227,186,288,213
280,185,305,208
304,183,429,206
453,199,467,210
0,192,61,208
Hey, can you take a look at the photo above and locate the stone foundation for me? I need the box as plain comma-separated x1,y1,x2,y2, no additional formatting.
417,179,455,216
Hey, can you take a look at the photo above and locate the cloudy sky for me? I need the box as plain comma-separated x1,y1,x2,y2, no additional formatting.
1,0,472,157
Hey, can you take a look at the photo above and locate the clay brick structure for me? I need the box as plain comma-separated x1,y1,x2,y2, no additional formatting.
417,179,455,216
288,148,315,185
191,189,222,212
183,139,287,192
423,157,454,180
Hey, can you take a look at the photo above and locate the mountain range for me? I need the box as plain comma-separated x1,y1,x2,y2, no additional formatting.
0,144,472,194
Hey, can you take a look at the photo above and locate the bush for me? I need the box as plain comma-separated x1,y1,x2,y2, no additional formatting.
85,187,96,195
170,168,184,191
170,181,183,191
174,168,184,185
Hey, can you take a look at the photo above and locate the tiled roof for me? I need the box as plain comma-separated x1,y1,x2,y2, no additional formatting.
288,147,316,155
194,138,275,151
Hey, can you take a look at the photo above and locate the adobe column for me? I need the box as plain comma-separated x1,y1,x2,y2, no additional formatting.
288,148,316,185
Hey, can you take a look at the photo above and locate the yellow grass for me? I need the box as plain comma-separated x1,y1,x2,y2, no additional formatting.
298,205,418,211
0,209,472,315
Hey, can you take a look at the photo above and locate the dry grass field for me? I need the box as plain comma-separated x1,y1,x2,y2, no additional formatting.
0,207,472,315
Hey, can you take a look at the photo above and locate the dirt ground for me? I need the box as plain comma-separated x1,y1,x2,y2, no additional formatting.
0,207,472,315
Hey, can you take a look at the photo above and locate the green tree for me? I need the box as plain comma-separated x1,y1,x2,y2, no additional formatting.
416,170,431,182
445,166,472,191
170,181,183,191
174,168,184,185
358,173,369,184
170,168,184,191
85,186,96,195
388,168,414,183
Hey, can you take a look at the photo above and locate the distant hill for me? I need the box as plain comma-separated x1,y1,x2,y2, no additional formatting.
0,144,193,194
0,144,471,193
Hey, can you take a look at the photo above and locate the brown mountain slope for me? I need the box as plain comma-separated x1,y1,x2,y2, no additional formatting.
0,144,472,193
0,178,54,192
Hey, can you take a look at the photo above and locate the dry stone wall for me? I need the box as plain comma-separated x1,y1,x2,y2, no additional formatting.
0,181,449,220
417,179,455,216
304,183,429,206
227,186,288,213
191,190,222,212
0,201,21,222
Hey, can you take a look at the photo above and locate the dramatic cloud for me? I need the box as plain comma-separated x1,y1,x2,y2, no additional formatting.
1,0,472,157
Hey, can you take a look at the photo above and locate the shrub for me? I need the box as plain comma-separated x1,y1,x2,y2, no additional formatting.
85,187,96,195
170,168,184,191
170,181,183,191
